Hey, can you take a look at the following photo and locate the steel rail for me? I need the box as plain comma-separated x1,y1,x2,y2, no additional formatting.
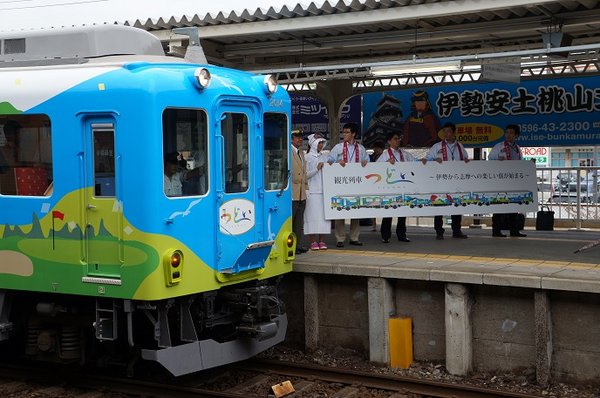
239,359,544,398
0,362,241,398
0,358,546,398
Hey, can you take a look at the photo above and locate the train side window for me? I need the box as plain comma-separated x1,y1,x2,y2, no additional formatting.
162,108,208,197
222,113,248,193
0,114,52,196
264,113,288,191
93,128,115,197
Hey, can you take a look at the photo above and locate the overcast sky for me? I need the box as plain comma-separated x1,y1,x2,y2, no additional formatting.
0,0,297,31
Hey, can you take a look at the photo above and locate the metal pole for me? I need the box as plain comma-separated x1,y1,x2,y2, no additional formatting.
575,168,582,230
470,148,483,229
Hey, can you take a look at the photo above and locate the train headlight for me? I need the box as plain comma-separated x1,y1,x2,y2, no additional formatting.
263,74,278,95
171,251,182,268
194,68,211,89
286,234,295,248
285,233,296,260
163,249,184,286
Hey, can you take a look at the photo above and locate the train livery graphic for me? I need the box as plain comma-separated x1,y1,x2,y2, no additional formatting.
0,25,295,376
331,191,534,210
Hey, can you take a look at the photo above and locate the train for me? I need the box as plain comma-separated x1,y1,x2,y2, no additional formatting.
0,25,295,376
331,191,534,210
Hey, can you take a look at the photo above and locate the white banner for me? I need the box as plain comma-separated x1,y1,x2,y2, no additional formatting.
322,160,537,219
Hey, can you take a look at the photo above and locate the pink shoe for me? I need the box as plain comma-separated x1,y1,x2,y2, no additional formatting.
319,242,328,250
310,242,320,251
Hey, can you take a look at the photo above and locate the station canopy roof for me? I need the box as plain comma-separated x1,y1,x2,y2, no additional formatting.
126,0,600,82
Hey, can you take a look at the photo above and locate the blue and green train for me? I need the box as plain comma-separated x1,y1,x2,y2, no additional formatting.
0,25,295,375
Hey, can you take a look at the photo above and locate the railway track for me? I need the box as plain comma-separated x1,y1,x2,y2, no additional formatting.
235,359,544,398
0,359,545,398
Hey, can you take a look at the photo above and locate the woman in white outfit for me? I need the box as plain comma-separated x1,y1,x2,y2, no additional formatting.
303,134,330,250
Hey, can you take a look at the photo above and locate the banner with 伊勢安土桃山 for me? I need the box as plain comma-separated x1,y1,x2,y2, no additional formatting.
362,75,600,149
322,160,537,220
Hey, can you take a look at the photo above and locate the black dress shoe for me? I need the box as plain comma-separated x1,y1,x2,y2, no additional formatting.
436,235,444,240
492,232,507,237
296,246,308,253
452,233,468,239
398,237,411,242
382,239,390,243
510,232,527,237
349,240,363,246
336,242,344,248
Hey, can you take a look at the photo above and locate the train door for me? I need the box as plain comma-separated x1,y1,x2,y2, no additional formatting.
83,122,122,279
216,101,265,272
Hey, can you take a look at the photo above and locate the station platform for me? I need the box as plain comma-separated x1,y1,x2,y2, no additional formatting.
293,225,600,293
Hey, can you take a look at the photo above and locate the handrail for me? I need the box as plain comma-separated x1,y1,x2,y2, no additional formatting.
535,166,599,229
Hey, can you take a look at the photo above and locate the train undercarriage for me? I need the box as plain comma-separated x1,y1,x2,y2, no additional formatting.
0,279,287,376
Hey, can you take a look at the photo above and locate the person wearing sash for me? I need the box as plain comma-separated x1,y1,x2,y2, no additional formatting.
291,129,309,254
327,122,370,247
488,124,527,238
378,132,415,243
422,122,469,240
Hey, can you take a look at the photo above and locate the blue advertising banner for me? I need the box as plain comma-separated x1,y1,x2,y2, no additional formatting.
291,94,361,138
362,75,600,148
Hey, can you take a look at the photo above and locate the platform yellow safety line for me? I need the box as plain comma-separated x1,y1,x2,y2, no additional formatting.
541,260,572,267
568,262,598,268
483,258,521,264
423,254,452,259
480,235,593,244
312,249,600,269
402,253,429,258
379,252,409,257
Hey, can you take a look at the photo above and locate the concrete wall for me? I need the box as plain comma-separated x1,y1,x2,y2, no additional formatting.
318,275,369,356
280,272,305,348
551,291,600,382
394,280,445,361
472,286,536,374
281,273,600,384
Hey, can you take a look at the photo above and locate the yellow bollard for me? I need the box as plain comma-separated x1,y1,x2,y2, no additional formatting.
389,316,413,369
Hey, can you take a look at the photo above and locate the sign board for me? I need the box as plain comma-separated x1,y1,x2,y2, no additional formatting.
322,160,537,219
291,94,361,138
481,63,521,84
521,146,550,167
363,75,600,148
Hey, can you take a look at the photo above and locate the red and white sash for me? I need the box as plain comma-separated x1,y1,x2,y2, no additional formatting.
388,148,404,162
343,142,360,163
441,140,464,161
504,141,521,160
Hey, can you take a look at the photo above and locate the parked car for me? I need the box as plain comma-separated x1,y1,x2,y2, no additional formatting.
549,191,594,204
554,172,578,193
567,174,599,194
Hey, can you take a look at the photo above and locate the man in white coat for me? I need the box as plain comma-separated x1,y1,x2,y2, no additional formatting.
378,132,416,243
327,123,369,247
422,122,469,240
488,124,527,238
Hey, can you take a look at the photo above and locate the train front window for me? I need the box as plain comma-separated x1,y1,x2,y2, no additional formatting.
162,108,209,197
264,113,288,191
222,113,249,193
0,114,52,196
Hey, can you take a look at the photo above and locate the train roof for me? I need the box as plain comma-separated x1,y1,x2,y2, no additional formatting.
0,25,165,67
